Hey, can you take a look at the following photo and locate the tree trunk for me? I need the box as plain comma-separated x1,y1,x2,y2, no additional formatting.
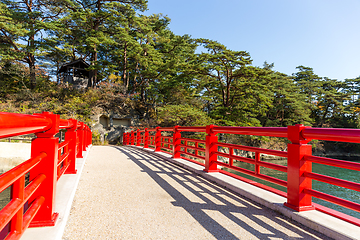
28,30,36,89
56,61,60,84
88,0,101,88
28,54,36,89
123,42,128,94
140,84,146,103
92,50,98,87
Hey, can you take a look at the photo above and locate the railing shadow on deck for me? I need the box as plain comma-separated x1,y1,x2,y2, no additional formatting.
112,146,331,240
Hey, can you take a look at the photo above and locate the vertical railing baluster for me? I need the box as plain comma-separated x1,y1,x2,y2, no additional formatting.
65,119,78,174
10,175,25,234
132,131,134,145
155,127,161,152
76,123,84,158
88,126,92,146
195,142,199,158
81,123,86,152
255,151,260,175
144,128,149,148
136,129,140,146
229,147,234,167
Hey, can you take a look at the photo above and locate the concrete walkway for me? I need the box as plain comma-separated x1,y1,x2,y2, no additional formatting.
62,146,332,240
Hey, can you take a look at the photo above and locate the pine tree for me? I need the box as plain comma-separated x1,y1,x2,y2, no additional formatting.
0,0,66,89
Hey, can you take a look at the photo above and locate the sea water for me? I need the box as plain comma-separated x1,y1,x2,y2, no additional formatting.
224,157,360,219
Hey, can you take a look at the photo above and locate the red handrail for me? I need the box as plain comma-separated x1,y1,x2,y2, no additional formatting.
0,112,52,138
212,126,288,138
302,127,360,143
159,127,174,132
178,126,206,132
59,119,74,129
123,124,360,226
0,111,92,239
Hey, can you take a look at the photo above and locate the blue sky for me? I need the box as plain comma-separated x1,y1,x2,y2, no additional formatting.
145,0,360,81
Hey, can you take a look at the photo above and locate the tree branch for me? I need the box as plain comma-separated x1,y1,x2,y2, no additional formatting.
0,29,20,52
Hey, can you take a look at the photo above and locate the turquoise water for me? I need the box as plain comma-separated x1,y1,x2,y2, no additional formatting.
224,157,360,219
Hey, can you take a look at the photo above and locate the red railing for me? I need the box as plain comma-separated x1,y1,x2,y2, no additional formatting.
0,112,92,240
123,124,360,226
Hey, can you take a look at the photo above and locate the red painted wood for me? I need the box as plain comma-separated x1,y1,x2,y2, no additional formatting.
285,124,315,211
0,112,51,138
144,128,149,149
0,111,91,237
205,124,219,173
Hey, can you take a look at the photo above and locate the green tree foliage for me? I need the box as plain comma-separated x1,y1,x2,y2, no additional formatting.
314,78,350,127
157,104,211,126
293,66,353,127
259,69,312,127
194,39,255,126
42,0,148,87
0,0,67,88
293,66,322,102
0,61,29,96
293,66,323,120
193,40,307,127
195,39,252,107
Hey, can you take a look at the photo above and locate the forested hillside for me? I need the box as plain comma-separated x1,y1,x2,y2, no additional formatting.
1,0,360,133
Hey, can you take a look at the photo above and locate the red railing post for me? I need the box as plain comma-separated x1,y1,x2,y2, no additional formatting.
155,127,161,152
29,112,60,227
125,132,129,145
89,126,92,146
173,125,181,159
82,126,86,150
122,132,126,145
284,124,315,211
133,131,136,145
136,129,140,146
76,123,84,158
84,126,88,148
84,126,87,148
88,126,91,147
65,119,78,174
82,123,86,152
144,128,149,148
204,124,219,172
130,131,134,145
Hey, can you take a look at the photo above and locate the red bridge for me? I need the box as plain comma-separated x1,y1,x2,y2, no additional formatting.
1,112,360,239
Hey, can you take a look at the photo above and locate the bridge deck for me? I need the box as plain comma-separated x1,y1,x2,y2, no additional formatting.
62,146,329,240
